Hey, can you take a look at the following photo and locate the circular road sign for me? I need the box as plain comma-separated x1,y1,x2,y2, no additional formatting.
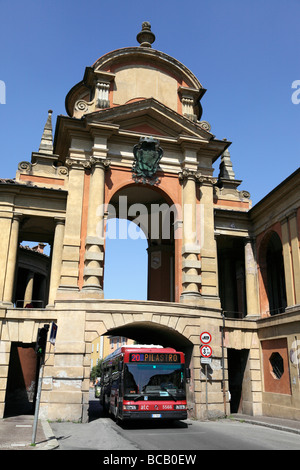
200,331,212,344
200,345,212,358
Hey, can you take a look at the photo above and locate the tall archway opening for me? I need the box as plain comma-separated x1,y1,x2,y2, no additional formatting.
101,321,195,414
259,231,287,315
104,184,177,302
104,218,148,300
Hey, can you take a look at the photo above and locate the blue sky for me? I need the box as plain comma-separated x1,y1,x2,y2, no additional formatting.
0,0,299,299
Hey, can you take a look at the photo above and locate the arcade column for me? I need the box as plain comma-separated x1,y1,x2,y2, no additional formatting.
47,217,65,306
2,213,22,305
244,237,260,316
23,271,34,307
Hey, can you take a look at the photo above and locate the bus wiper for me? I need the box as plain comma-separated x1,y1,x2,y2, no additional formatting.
161,386,177,402
133,394,145,401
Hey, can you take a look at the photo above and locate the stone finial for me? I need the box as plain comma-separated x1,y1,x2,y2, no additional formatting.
38,110,53,155
218,148,236,180
136,21,155,48
217,147,242,190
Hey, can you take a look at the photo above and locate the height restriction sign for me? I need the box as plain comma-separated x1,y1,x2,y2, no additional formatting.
200,332,211,344
200,345,212,358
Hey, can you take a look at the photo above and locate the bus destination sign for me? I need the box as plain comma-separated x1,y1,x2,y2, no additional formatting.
129,353,180,363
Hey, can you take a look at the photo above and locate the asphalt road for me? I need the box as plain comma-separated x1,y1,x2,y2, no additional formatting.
114,417,299,451
49,391,300,451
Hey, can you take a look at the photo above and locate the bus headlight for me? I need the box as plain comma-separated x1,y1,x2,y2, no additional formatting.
174,404,186,410
123,404,139,410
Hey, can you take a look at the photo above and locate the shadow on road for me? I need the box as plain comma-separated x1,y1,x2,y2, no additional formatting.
88,392,189,431
88,396,103,422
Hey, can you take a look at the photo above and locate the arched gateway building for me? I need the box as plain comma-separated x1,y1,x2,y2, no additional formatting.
0,23,299,422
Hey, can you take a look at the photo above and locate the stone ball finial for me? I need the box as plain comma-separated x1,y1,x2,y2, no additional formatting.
136,21,155,48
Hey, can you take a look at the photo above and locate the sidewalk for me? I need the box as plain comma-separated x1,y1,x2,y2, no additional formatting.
230,413,300,435
0,415,58,450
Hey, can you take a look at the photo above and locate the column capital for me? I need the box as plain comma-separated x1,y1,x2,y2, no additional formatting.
244,235,255,244
12,212,23,221
287,208,298,220
65,157,88,170
196,174,217,186
90,157,111,170
54,217,65,225
179,170,216,185
65,157,111,171
178,169,197,181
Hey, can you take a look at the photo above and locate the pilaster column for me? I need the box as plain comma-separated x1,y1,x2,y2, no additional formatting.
281,216,295,306
3,213,21,305
179,170,201,298
82,136,110,294
244,237,260,316
288,210,300,304
148,243,174,301
197,175,219,299
47,217,65,305
58,154,86,292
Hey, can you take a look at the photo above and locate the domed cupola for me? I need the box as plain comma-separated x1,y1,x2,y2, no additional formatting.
65,22,206,123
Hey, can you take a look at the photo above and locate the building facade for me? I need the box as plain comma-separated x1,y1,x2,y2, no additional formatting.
90,335,135,369
0,22,299,422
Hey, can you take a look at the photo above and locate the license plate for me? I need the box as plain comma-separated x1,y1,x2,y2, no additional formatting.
151,414,161,418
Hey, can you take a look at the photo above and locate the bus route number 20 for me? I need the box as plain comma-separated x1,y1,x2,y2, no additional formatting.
131,353,144,361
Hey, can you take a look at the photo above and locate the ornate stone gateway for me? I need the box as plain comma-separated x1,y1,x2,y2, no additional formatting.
0,23,299,424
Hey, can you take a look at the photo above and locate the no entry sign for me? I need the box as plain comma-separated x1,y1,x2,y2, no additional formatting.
200,345,212,358
200,331,211,344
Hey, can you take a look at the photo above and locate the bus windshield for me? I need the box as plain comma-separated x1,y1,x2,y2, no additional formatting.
124,363,186,401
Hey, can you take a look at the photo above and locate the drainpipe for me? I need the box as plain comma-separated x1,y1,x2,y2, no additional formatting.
221,313,227,417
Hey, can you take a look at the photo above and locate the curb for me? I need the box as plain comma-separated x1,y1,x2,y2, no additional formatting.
37,420,59,450
231,416,300,436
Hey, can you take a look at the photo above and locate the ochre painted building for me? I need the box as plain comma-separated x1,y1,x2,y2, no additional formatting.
0,23,299,422
90,335,135,370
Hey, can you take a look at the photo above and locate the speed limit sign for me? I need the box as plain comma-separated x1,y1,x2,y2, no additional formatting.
200,345,212,357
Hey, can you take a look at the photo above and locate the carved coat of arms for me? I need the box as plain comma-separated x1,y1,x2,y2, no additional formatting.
132,136,163,184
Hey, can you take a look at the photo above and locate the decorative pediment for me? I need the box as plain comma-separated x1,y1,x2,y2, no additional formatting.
54,97,229,167
84,98,213,141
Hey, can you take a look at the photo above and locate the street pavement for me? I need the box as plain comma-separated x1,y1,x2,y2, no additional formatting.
1,390,300,450
0,414,57,450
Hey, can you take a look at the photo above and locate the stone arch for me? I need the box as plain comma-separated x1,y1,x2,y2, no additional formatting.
85,311,196,417
107,179,177,209
85,308,195,361
258,230,287,315
104,320,194,364
104,181,181,302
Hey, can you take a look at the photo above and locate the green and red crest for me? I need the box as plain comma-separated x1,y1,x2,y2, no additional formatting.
132,137,163,184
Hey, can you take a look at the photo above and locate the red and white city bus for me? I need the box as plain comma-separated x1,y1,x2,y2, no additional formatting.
99,345,189,421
